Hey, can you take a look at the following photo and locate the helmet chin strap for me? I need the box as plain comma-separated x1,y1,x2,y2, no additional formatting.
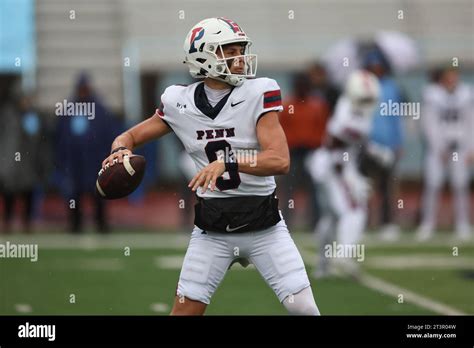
208,74,244,87
208,58,245,86
228,75,245,86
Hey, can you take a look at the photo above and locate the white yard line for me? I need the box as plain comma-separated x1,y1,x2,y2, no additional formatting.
300,249,467,315
1,232,472,250
0,233,190,250
153,255,184,270
150,302,170,313
358,273,466,315
366,255,474,270
78,258,124,271
15,303,32,313
292,233,474,248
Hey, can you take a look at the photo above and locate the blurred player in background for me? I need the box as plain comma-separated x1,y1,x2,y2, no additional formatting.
101,17,320,315
364,49,404,241
307,70,380,278
417,67,473,241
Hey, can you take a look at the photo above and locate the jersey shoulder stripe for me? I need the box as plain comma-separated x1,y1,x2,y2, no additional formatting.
263,90,282,108
244,77,283,112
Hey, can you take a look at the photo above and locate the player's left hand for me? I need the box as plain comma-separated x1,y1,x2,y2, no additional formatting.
188,160,226,193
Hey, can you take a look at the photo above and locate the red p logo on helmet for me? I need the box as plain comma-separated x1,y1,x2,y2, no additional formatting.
189,27,205,53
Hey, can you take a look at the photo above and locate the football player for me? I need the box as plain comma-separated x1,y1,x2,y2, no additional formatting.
417,67,473,241
306,70,381,278
102,17,319,315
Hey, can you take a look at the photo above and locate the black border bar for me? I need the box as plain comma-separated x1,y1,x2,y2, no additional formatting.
0,315,473,346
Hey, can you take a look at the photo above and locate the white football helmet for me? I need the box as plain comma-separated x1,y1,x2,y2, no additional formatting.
183,17,257,86
344,70,380,115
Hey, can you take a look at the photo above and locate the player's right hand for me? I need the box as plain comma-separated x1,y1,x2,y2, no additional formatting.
101,148,133,170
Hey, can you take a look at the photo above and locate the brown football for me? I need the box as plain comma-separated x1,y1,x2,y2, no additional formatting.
95,155,146,199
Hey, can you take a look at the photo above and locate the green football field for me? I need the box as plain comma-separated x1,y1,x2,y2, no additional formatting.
1,230,473,315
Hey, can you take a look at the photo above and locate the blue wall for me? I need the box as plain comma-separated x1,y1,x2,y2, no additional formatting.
0,0,35,75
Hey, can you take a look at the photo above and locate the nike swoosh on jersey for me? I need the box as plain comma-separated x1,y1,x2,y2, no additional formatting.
225,223,249,232
231,100,245,107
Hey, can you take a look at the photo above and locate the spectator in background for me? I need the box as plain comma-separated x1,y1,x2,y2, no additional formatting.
308,62,340,114
279,72,330,229
0,87,49,233
417,67,473,241
55,73,120,233
364,49,404,240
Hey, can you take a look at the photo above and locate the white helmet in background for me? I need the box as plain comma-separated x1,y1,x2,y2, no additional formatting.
183,17,257,86
345,70,380,115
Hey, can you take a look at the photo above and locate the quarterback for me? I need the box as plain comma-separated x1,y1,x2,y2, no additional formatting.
102,17,319,315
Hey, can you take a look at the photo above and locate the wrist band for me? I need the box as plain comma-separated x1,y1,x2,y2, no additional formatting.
111,146,128,154
225,161,238,173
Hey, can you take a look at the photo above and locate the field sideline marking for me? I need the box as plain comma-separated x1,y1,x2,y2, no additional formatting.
0,234,190,249
15,303,32,313
1,232,472,249
299,249,466,315
357,273,465,315
366,255,474,270
150,303,170,313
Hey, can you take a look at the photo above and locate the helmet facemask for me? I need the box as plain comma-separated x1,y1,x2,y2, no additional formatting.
208,42,257,86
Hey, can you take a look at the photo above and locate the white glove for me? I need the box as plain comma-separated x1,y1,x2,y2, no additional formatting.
343,165,371,204
366,141,395,168
305,148,332,182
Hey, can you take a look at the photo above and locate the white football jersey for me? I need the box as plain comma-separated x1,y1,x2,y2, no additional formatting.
328,96,374,145
154,77,283,198
421,82,473,151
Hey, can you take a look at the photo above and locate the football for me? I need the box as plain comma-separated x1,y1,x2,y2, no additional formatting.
95,155,146,199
